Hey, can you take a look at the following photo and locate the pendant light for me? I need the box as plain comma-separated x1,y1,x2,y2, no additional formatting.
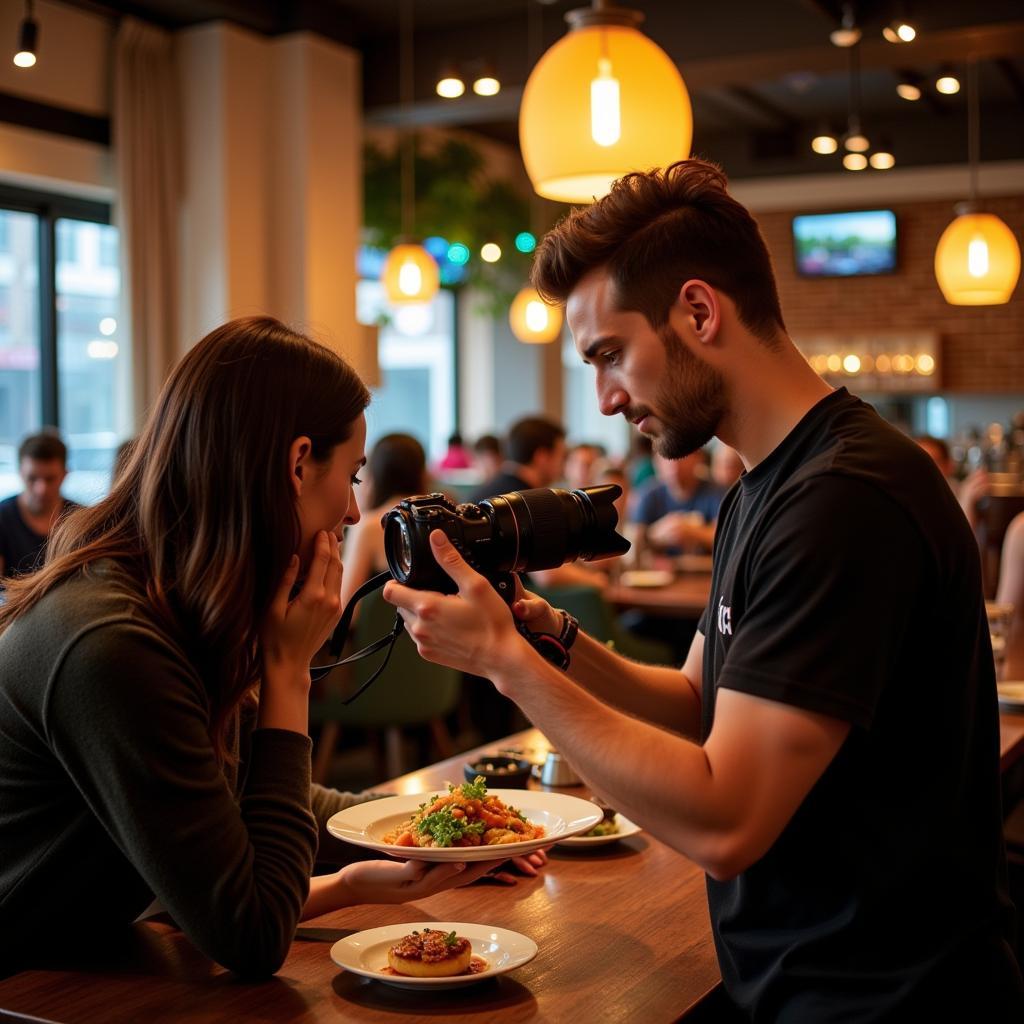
934,61,1021,305
519,0,691,204
381,0,439,306
13,0,37,68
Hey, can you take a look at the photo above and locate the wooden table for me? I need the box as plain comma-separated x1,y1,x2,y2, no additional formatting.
0,729,721,1024
605,573,712,619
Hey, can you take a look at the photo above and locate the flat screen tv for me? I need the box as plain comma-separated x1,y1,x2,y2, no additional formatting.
792,209,897,277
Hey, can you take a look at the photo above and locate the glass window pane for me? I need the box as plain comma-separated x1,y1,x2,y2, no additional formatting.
0,208,41,502
56,218,126,504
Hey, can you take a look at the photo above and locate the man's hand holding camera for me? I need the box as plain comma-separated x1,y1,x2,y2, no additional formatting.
383,530,546,683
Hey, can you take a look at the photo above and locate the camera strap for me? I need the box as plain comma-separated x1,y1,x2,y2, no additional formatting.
309,571,406,706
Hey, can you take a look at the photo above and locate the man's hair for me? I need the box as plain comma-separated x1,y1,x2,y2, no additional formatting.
473,434,502,457
532,159,785,343
507,416,566,466
19,431,68,466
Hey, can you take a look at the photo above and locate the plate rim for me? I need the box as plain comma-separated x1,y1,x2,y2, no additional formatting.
330,920,539,987
559,812,642,847
326,788,602,861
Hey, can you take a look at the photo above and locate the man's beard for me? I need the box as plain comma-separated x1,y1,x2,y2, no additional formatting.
639,325,727,459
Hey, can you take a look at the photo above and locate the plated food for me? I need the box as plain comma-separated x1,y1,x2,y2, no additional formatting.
382,776,545,849
326,787,602,862
560,812,642,848
386,928,478,978
331,922,538,990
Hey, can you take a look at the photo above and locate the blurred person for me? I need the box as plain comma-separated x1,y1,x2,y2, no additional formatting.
435,432,473,472
628,431,656,488
472,434,503,481
916,434,989,530
471,416,604,591
564,443,604,490
997,512,1024,681
341,433,429,611
385,161,1024,1019
632,449,721,555
710,443,745,489
0,317,536,980
0,432,79,579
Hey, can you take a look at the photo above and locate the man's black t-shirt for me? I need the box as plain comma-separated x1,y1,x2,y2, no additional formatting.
698,388,1023,1021
0,495,78,578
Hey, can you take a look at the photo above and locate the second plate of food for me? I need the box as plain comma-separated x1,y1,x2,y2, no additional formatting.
326,785,601,862
331,922,538,990
559,813,642,847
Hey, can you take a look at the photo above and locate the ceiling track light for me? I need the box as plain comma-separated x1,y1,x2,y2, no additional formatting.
13,0,37,68
471,61,501,96
895,70,922,101
435,63,465,99
830,2,861,48
811,124,839,155
935,64,960,95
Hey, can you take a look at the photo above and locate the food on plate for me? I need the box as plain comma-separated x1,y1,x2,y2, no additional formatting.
585,797,620,836
386,929,474,978
382,776,545,848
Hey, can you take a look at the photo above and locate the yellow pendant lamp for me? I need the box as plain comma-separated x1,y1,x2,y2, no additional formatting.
382,0,439,306
934,61,1021,305
510,286,563,344
519,1,691,204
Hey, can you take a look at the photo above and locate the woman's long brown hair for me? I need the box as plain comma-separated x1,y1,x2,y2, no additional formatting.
0,316,370,762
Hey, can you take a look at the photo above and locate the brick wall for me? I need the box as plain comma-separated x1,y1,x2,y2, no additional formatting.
756,195,1024,392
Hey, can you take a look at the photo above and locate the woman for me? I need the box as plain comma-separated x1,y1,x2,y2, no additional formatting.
0,317,498,979
341,432,429,610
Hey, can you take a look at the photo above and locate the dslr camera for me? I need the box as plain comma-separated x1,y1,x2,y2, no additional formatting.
382,484,630,602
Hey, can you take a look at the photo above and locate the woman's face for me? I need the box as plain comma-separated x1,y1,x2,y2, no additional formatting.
294,414,366,566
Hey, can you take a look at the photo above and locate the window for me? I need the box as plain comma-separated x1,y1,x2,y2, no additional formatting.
561,333,629,457
356,281,456,463
0,186,125,506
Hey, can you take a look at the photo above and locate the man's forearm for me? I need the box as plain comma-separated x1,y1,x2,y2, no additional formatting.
567,630,701,738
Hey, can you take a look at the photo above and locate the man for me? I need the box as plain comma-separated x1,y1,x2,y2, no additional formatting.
471,434,503,481
915,433,989,531
564,442,604,491
469,416,567,502
632,449,721,555
0,432,78,578
386,160,1023,1019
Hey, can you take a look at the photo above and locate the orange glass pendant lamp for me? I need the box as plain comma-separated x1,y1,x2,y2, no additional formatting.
519,1,691,203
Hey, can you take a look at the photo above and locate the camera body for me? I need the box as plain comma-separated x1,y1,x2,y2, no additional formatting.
382,485,630,598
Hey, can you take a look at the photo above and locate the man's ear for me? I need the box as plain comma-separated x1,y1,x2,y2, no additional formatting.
287,436,313,497
677,279,721,346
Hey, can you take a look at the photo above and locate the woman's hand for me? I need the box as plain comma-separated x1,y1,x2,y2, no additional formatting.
262,531,344,677
474,848,549,886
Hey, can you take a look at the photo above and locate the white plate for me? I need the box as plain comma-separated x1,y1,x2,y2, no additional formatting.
559,813,642,847
619,570,674,588
998,681,1024,710
326,789,602,862
331,921,538,990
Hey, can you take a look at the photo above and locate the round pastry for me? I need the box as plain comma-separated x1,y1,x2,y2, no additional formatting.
387,929,473,978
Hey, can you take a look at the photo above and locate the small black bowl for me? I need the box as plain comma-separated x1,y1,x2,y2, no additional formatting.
463,755,533,789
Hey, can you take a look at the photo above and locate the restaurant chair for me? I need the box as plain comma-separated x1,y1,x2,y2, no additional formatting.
309,589,462,784
531,583,674,665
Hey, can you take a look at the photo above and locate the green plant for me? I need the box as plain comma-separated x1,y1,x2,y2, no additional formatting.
363,136,559,314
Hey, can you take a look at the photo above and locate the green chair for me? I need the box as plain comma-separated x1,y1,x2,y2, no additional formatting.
530,583,675,666
310,588,463,784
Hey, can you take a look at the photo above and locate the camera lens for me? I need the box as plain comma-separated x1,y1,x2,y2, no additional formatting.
395,519,413,577
383,514,415,581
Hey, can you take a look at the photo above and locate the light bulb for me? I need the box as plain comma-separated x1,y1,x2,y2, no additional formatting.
843,354,862,374
398,260,423,296
870,151,895,169
480,243,502,263
525,300,550,333
844,133,870,153
896,81,921,101
843,153,868,170
812,134,838,155
968,237,990,278
473,76,500,97
436,77,465,99
883,21,916,43
590,56,621,147
13,50,35,67
936,74,960,95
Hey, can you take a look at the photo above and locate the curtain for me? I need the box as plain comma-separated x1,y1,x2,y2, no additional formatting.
113,17,180,424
